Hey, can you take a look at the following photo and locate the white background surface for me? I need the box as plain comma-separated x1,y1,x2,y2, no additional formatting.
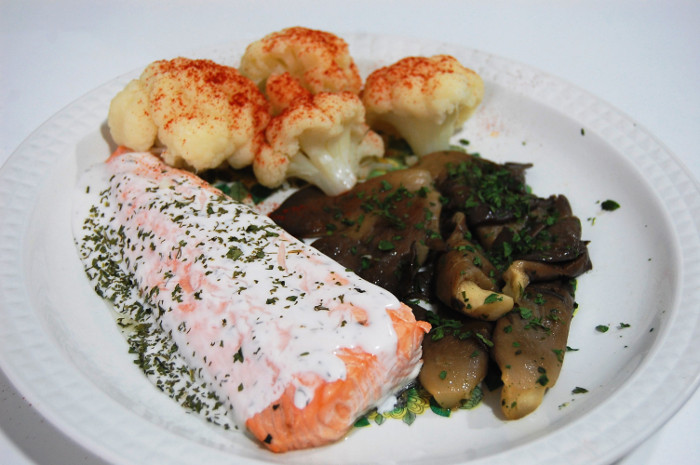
0,1,698,464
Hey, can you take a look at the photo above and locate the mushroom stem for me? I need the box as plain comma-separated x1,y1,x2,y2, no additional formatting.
454,281,514,320
502,260,529,303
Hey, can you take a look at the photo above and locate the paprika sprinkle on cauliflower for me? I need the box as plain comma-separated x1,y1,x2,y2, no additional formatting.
264,71,313,115
239,26,363,95
361,55,484,157
108,57,272,173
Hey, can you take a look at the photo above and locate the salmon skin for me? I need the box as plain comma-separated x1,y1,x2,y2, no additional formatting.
73,149,429,452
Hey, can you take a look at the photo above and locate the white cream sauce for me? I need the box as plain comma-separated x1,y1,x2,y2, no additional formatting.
72,152,411,426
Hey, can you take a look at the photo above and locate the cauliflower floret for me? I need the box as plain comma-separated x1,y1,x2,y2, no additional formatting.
361,55,484,157
264,71,312,115
108,57,271,172
255,92,384,196
107,79,158,151
239,27,362,95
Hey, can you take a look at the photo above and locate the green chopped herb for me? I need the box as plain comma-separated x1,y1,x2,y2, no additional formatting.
377,240,395,251
519,307,533,320
226,246,243,260
595,324,610,333
229,182,251,201
572,386,589,394
475,332,494,348
460,385,483,410
601,199,620,211
552,348,564,363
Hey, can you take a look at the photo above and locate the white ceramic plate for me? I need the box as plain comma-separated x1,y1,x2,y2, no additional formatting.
1,34,699,465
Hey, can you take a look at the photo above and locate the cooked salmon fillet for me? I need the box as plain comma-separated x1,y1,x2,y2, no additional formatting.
73,148,429,452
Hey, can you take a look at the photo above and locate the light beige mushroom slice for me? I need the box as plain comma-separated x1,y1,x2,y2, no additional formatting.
419,319,491,409
502,260,529,303
492,280,575,420
434,211,513,320
499,383,547,420
454,281,514,320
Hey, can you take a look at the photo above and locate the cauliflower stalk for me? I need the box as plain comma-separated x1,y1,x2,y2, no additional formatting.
255,92,383,196
239,26,362,95
108,57,271,172
361,55,484,157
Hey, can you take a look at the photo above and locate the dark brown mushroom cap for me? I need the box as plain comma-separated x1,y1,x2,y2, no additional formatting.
269,168,442,298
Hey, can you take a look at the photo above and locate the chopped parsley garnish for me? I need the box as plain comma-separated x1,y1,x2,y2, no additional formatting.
601,199,620,211
552,348,564,363
425,312,475,342
377,239,395,251
226,246,243,260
